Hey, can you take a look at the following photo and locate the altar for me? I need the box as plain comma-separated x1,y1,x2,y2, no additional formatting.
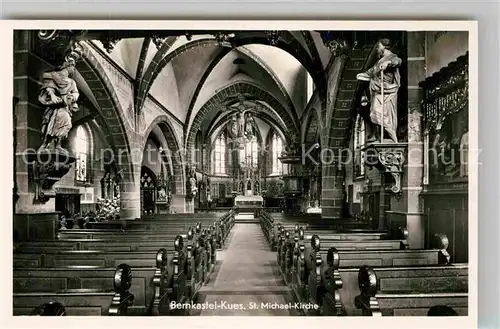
234,195,263,211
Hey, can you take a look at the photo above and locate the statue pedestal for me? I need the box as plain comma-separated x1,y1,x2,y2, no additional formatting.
26,148,76,203
362,142,408,194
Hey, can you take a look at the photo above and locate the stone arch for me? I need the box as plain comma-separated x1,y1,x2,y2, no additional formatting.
77,43,136,184
137,34,327,117
135,36,179,113
142,115,185,195
185,82,299,163
302,106,320,146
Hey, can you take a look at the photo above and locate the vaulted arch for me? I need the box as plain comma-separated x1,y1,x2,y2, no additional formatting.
142,115,185,195
185,82,300,163
77,42,136,184
135,33,327,118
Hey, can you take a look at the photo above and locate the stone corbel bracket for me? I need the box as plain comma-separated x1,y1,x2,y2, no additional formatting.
27,150,76,203
362,143,408,194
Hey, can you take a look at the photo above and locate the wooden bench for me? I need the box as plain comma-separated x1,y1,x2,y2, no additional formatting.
276,226,396,274
13,264,134,316
259,211,372,250
285,232,408,312
14,235,205,306
277,227,409,284
54,224,218,275
317,236,461,315
85,212,235,246
353,265,468,316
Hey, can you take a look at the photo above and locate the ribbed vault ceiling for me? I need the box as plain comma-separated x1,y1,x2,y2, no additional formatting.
92,31,331,145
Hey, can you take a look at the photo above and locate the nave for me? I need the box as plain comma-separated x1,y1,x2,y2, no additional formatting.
13,210,467,316
12,29,470,318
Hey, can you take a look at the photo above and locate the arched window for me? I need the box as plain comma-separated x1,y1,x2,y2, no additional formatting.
240,138,259,168
354,116,366,177
214,133,226,174
75,126,89,182
272,134,284,174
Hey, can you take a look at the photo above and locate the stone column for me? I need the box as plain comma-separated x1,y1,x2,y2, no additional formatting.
320,46,361,219
118,161,141,220
13,31,59,240
387,32,426,248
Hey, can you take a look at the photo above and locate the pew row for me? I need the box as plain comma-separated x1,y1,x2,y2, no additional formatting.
354,265,468,316
58,220,230,250
14,225,220,314
13,264,134,316
302,237,465,316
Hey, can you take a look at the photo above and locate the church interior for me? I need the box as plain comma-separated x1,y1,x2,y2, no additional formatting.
12,29,470,316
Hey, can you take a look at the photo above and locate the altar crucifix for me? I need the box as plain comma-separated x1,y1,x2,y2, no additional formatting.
224,94,259,147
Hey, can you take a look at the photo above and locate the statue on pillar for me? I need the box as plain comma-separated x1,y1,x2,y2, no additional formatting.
356,38,402,143
38,49,81,153
29,43,83,203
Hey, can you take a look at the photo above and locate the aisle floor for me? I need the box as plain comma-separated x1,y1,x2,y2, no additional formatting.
192,223,298,316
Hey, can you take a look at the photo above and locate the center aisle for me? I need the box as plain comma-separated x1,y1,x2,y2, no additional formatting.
192,223,298,316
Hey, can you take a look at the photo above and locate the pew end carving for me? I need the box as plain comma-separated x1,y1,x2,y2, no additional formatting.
354,265,382,317
151,248,169,315
398,227,410,250
109,263,134,315
433,233,451,264
321,247,345,315
306,235,322,314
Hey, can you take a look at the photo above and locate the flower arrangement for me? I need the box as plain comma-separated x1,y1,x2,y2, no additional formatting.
96,197,120,221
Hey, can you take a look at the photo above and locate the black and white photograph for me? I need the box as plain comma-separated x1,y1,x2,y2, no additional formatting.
6,20,478,327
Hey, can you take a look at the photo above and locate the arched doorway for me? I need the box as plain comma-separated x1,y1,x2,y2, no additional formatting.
140,166,157,216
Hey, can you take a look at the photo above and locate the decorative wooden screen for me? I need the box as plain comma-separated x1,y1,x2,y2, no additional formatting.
420,52,469,185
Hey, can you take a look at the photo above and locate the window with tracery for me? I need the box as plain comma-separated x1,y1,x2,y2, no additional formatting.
214,133,226,174
75,126,89,182
272,134,284,174
239,138,258,168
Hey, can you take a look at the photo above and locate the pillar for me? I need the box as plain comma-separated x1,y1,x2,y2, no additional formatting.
119,162,141,220
387,31,426,248
13,31,59,240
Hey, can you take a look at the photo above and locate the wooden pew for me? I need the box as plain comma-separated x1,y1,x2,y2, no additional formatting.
14,236,196,306
354,265,468,316
14,216,229,315
277,227,409,285
318,241,463,315
13,264,134,316
15,229,212,306
61,219,229,251
285,229,447,315
56,222,216,280
15,268,155,315
259,211,372,250
85,211,235,246
276,226,396,276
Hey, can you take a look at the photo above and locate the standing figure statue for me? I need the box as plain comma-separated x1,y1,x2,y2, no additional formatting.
237,110,245,138
244,112,254,138
356,38,402,143
228,114,239,139
38,56,80,153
